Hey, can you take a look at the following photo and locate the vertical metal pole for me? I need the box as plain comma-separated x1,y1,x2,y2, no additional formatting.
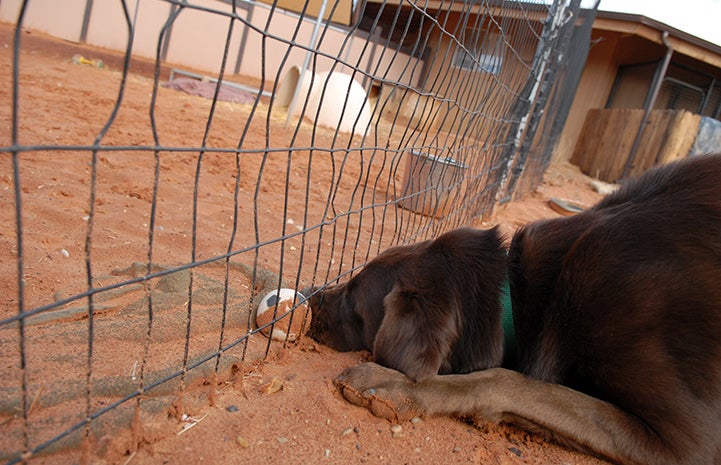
160,3,178,62
285,0,329,126
699,77,715,115
495,0,570,203
234,2,254,75
80,0,94,42
622,31,672,179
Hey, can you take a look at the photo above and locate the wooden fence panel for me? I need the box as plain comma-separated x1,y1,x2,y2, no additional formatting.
572,108,700,181
657,110,701,164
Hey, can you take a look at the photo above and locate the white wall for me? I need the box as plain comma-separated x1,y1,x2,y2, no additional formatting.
1,0,86,42
0,0,420,90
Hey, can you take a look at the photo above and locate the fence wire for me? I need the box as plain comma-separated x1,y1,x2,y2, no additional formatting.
0,0,597,462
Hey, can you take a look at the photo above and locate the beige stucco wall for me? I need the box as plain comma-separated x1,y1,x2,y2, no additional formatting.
87,1,172,59
0,0,86,42
0,0,419,91
552,31,620,162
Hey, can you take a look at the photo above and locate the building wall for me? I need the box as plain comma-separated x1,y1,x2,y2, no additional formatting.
0,0,87,42
553,30,620,162
555,24,721,164
88,0,171,59
0,0,419,91
417,11,541,136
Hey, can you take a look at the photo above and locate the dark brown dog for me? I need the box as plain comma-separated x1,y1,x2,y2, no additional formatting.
323,155,721,465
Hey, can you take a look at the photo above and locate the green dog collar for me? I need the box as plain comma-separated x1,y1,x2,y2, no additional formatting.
500,279,516,363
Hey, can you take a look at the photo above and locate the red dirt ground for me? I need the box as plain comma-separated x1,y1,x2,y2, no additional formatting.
1,24,609,465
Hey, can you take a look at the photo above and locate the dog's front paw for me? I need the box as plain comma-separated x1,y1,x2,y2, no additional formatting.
334,362,423,422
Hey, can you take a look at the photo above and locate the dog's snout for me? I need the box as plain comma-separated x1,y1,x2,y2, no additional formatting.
299,286,316,303
299,286,312,298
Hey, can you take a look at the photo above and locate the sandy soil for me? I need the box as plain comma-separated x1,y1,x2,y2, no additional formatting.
0,24,610,465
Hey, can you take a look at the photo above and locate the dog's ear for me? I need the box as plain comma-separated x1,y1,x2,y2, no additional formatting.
373,283,459,382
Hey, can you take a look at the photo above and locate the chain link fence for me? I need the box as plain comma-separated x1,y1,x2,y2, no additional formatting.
0,0,597,462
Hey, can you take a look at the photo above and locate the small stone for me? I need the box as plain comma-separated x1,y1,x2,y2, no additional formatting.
226,405,239,413
276,437,289,443
236,436,249,448
410,417,422,424
452,446,462,453
261,377,284,395
355,443,361,450
509,447,522,457
391,425,403,438
341,427,354,437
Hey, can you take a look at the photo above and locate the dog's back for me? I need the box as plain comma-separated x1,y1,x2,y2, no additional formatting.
509,155,721,462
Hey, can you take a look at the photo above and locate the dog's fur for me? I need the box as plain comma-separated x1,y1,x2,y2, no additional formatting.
311,154,721,465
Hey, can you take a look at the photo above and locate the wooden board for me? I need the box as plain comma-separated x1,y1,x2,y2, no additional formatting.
573,108,701,182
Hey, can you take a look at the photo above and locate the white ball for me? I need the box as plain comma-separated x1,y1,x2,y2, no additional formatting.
255,288,309,341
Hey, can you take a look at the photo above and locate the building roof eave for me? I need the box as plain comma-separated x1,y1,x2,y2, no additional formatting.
593,10,721,69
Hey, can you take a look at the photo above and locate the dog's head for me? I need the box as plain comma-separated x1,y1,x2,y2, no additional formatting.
303,227,506,381
302,250,406,353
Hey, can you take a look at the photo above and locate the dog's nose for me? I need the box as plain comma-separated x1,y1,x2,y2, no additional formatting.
299,287,311,299
299,286,315,303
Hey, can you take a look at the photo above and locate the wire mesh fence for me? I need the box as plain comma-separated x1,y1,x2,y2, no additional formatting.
0,0,597,462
